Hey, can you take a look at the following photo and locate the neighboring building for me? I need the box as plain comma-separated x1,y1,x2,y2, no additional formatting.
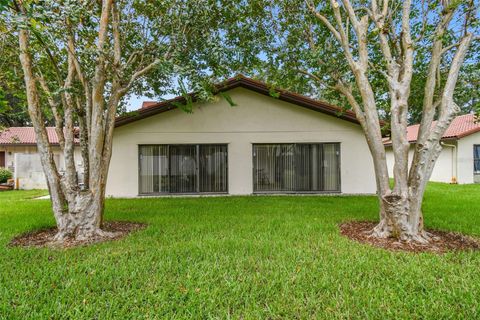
0,127,83,189
384,114,480,184
1,76,378,195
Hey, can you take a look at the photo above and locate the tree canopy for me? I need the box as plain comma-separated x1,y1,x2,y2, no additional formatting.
1,0,267,241
243,0,480,125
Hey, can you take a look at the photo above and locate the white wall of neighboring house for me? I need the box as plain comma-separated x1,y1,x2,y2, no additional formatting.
0,145,83,189
386,130,480,184
106,87,377,197
386,142,456,184
457,131,480,184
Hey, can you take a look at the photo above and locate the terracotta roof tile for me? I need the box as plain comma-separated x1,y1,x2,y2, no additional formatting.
0,127,78,145
385,113,480,145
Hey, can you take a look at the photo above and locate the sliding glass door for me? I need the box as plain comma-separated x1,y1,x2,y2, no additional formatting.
199,145,229,193
253,143,340,193
138,145,169,194
169,145,197,193
139,144,228,194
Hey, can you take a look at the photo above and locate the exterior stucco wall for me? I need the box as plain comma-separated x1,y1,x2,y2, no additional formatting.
457,131,480,184
1,145,36,171
106,87,377,197
386,144,455,184
0,145,83,189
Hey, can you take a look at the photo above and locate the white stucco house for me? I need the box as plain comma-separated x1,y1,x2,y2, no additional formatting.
384,113,480,184
1,76,377,195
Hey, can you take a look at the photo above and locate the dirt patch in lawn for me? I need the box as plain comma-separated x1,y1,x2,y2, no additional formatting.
9,221,147,249
340,221,480,254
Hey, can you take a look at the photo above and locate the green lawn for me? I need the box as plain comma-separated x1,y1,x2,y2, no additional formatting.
0,183,479,319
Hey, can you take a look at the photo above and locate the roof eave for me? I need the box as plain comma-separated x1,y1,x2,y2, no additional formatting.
114,76,361,128
0,143,77,147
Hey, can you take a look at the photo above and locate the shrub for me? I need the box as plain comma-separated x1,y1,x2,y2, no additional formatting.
0,168,12,183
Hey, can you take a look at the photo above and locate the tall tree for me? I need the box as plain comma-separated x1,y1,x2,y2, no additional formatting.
253,1,480,126
4,0,246,242
255,0,479,242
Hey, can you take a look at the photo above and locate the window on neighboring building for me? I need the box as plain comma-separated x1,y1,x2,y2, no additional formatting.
252,143,341,193
474,145,480,174
0,151,5,168
139,144,228,194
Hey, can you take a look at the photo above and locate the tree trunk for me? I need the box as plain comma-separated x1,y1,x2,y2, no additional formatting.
371,190,430,243
51,190,114,241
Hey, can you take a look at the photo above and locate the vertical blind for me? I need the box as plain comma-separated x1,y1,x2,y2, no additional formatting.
139,144,228,194
253,143,340,192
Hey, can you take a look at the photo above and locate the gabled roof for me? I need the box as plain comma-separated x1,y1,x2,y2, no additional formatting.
0,127,80,146
115,75,360,127
0,127,59,146
1,75,361,146
384,113,480,146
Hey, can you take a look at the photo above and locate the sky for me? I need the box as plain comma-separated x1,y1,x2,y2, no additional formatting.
125,94,151,111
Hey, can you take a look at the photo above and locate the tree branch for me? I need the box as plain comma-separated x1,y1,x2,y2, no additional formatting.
305,1,341,41
36,74,65,149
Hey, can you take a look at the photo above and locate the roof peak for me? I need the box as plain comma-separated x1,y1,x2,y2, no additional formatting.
116,75,360,127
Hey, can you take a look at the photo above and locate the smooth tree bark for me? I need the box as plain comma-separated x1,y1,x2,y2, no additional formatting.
305,0,478,242
15,0,169,241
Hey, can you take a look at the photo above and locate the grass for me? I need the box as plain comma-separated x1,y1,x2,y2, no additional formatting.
0,183,479,319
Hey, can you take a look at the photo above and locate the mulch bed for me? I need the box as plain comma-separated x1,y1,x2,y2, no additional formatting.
340,221,480,254
9,221,147,249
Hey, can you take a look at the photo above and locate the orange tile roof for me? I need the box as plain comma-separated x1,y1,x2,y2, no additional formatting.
384,113,480,145
0,127,78,145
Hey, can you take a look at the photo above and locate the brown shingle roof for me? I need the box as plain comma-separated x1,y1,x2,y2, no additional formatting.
115,75,360,127
1,75,362,146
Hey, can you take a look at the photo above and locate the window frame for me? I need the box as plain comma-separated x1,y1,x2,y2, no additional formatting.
251,142,342,194
474,144,480,175
138,143,229,195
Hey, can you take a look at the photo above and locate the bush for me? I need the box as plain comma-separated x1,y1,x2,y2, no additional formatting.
0,168,12,183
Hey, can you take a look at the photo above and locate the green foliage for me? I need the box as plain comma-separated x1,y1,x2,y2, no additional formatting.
0,15,52,127
242,0,480,125
268,86,281,98
219,92,237,107
0,183,480,318
0,168,12,183
2,0,268,124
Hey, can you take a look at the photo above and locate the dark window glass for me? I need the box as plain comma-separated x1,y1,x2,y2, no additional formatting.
139,144,228,194
253,143,340,192
474,145,480,173
139,145,168,193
